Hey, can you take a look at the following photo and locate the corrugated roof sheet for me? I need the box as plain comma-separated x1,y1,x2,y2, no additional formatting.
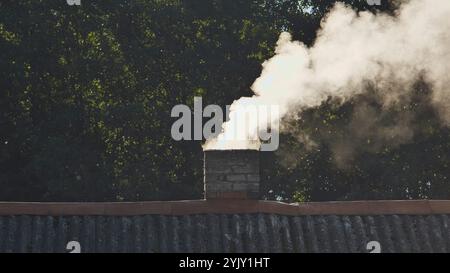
0,200,450,253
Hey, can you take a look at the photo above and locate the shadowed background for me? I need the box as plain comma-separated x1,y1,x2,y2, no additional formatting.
1,0,448,202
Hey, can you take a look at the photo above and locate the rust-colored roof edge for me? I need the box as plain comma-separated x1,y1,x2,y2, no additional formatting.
0,200,449,216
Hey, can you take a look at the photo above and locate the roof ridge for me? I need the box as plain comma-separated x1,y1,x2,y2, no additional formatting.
0,199,448,216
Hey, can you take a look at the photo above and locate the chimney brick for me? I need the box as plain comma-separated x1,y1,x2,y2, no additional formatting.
204,150,260,200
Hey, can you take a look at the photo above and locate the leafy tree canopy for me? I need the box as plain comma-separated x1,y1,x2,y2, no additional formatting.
0,0,447,202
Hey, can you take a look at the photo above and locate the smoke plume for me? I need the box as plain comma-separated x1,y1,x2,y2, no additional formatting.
204,0,450,163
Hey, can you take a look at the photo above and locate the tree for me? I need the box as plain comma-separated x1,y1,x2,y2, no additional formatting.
0,0,448,202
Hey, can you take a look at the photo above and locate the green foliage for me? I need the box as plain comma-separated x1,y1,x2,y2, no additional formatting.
0,0,447,202
0,0,281,201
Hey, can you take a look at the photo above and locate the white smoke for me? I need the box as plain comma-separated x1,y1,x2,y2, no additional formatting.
204,0,450,151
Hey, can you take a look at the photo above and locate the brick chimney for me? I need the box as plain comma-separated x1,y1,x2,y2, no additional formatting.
204,150,260,199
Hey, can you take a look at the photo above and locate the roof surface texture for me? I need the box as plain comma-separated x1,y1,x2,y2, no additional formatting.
0,200,449,253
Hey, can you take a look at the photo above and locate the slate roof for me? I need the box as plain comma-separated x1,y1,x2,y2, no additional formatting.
0,200,449,253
